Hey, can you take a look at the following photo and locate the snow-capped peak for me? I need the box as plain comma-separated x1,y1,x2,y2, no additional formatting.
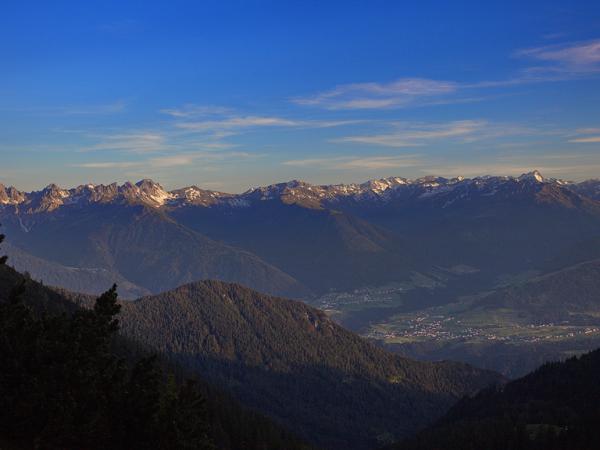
360,177,408,193
0,184,26,205
116,179,174,206
518,170,544,183
3,170,597,213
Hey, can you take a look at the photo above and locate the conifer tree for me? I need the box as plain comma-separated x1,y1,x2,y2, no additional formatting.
0,263,213,449
0,227,7,265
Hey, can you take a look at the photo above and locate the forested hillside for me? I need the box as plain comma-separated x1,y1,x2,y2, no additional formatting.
392,348,600,450
118,281,502,449
0,233,311,450
480,259,600,317
0,235,500,449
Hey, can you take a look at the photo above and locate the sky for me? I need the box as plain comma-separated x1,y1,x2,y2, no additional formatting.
2,0,600,192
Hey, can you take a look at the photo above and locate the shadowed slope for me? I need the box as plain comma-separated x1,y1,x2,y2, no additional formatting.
119,280,502,449
392,348,600,449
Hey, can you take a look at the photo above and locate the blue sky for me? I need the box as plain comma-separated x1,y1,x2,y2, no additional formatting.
2,0,600,191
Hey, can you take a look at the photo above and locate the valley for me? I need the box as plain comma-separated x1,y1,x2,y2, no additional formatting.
3,172,600,379
316,259,600,377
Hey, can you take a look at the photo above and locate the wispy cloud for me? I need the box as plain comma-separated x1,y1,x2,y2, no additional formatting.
576,127,600,134
147,155,197,167
509,39,600,84
79,127,236,155
283,154,422,170
159,104,233,118
567,126,600,143
175,116,301,131
333,120,552,148
516,39,600,72
292,78,458,110
162,103,367,138
149,151,260,167
304,120,369,128
74,150,262,171
77,105,329,158
293,38,600,110
332,120,491,147
75,161,140,169
82,132,167,153
569,136,600,143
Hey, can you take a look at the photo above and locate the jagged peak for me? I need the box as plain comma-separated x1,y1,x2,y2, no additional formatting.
135,178,165,189
266,179,311,191
361,176,408,191
518,170,544,183
285,179,309,188
122,179,173,206
169,185,230,206
0,184,26,205
245,179,311,195
42,183,66,193
3,170,598,212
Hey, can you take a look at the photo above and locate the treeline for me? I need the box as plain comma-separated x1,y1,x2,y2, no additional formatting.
0,281,212,449
0,231,310,450
391,348,600,450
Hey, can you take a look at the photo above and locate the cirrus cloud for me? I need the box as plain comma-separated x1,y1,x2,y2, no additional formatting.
332,120,548,148
516,39,600,72
292,78,458,110
283,154,422,170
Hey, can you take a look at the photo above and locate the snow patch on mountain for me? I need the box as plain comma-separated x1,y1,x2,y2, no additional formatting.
2,170,597,213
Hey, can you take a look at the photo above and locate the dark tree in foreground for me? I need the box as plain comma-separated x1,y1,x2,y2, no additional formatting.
0,272,213,449
0,228,312,450
0,230,6,266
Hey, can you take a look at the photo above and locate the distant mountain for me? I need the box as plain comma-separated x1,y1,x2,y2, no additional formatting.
392,347,600,449
542,235,600,272
479,258,600,319
2,170,597,212
2,242,150,299
4,171,600,298
571,178,600,200
169,188,419,293
117,280,502,449
325,171,600,275
0,201,307,298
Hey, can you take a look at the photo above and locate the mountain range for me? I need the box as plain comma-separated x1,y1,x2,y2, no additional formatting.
3,171,600,378
4,170,597,212
2,171,600,298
